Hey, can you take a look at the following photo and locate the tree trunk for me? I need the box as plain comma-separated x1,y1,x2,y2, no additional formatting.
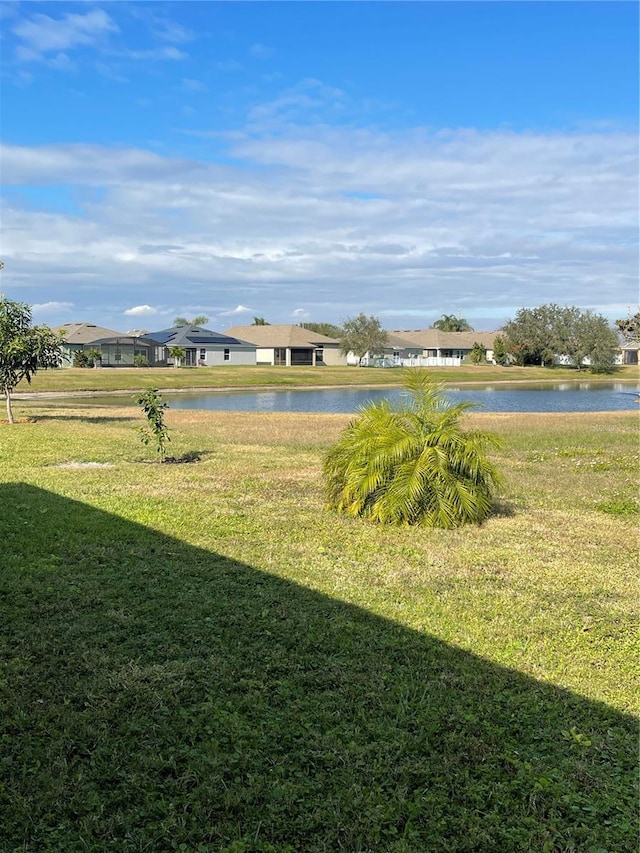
5,390,14,425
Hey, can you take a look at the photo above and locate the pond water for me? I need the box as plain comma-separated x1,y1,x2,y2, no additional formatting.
157,381,639,414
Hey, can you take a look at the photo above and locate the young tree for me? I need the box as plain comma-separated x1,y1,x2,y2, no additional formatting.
87,347,102,368
469,342,487,364
432,314,474,332
338,313,388,364
324,370,502,528
252,317,270,325
0,296,63,424
135,389,171,461
168,346,186,367
492,335,509,366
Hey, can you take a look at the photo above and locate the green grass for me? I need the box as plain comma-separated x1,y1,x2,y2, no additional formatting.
1,406,638,851
15,362,640,396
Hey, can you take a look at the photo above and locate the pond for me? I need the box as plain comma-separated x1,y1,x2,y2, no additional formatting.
128,381,638,414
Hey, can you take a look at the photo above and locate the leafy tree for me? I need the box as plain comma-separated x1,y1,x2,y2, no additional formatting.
168,346,186,367
252,317,270,325
469,342,487,364
432,314,474,332
174,315,209,327
135,389,171,462
324,370,501,528
0,296,63,424
615,311,640,344
492,335,509,366
73,350,89,368
338,313,388,363
300,322,343,339
503,304,618,372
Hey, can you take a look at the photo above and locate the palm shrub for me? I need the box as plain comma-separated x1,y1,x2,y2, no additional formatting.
324,370,502,528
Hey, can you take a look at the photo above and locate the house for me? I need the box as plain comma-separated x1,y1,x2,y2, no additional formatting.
348,329,502,367
225,325,346,366
54,322,123,367
87,334,166,367
617,342,639,365
147,325,257,366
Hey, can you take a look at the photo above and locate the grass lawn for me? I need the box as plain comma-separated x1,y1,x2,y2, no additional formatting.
1,403,638,851
15,362,640,396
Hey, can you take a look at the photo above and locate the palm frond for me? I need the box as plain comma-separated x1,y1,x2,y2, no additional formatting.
323,370,502,528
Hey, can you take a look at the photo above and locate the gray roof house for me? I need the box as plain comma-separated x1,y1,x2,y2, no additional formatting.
54,322,123,367
88,334,166,367
147,325,257,366
225,325,346,366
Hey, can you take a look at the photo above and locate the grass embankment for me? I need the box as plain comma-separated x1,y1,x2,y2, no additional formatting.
1,405,638,851
17,362,640,395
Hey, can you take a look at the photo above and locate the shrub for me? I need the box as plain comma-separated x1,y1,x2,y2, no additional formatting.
324,370,502,528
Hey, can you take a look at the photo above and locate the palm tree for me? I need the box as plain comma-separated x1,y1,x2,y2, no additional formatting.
323,370,501,528
252,317,270,325
174,315,209,327
168,346,186,367
432,314,473,332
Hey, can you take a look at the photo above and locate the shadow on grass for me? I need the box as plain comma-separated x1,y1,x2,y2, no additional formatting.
1,484,636,853
28,413,138,425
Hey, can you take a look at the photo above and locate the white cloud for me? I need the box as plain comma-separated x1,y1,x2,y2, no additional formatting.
32,301,73,313
292,308,310,319
3,122,637,328
13,9,118,59
124,305,158,316
117,46,186,61
220,305,253,316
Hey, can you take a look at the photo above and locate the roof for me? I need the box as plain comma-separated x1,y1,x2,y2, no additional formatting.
225,324,340,348
90,335,162,346
390,329,501,349
147,325,254,348
54,322,123,344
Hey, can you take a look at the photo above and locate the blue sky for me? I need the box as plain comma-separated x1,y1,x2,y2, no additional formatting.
1,1,638,333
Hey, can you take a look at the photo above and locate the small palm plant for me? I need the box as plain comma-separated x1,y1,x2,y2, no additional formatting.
324,370,502,528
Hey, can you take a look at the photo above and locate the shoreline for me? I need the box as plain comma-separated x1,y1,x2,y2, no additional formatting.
14,375,640,401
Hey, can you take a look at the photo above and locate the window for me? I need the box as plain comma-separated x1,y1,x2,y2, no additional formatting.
200,348,206,361
315,348,324,364
274,348,287,365
223,348,230,361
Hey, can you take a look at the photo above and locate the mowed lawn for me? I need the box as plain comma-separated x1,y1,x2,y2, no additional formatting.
16,362,640,395
1,403,638,852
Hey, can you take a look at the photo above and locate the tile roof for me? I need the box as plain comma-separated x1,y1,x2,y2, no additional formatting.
390,329,501,349
225,324,340,348
54,323,123,344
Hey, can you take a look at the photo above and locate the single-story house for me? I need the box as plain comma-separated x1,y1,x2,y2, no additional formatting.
225,325,346,366
147,325,257,366
88,335,166,367
348,329,502,367
54,322,123,367
617,342,639,365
